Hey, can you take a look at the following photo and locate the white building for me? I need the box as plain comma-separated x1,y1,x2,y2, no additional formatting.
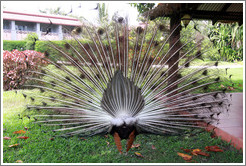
3,10,82,40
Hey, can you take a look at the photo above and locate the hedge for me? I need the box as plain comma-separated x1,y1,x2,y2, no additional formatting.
3,40,27,51
35,40,68,60
35,40,65,53
4,39,113,60
35,40,92,60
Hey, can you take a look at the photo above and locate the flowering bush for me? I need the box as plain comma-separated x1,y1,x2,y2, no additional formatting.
3,50,48,90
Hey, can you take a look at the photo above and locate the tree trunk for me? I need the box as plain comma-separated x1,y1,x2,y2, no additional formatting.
167,14,181,96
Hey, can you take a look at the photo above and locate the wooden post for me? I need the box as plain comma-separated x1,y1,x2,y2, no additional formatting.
167,13,181,95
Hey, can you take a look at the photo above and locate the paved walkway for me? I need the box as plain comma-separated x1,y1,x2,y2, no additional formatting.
209,93,243,150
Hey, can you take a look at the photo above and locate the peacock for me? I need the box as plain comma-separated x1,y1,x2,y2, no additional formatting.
23,15,232,154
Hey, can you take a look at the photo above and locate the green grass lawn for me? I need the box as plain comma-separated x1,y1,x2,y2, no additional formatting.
197,67,243,93
3,90,243,163
225,67,243,92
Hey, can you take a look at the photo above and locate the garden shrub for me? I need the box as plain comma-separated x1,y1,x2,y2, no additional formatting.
35,40,90,61
3,50,48,91
35,40,66,61
25,32,39,50
3,40,27,51
35,40,66,53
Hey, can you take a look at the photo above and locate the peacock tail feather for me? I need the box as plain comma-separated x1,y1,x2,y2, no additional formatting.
22,15,232,150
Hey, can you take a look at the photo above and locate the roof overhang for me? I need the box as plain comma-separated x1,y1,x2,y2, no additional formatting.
145,3,243,24
3,10,82,26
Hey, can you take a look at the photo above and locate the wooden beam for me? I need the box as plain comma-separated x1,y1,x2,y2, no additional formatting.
183,10,242,22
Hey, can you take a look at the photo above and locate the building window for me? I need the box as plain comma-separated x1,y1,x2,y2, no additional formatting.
40,23,59,33
16,25,27,31
15,21,35,32
3,20,11,30
40,27,51,33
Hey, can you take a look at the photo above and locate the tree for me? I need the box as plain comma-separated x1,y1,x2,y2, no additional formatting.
130,3,155,14
39,7,85,20
39,7,67,15
25,32,39,50
97,3,109,25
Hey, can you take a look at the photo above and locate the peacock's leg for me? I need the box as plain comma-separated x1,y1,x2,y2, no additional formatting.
126,130,136,152
114,132,122,154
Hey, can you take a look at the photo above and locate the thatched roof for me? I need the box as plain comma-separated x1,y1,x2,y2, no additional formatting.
145,3,243,24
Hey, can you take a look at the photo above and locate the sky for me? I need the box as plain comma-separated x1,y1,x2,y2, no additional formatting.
2,1,142,26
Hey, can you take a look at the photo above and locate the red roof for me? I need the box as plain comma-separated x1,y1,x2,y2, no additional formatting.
3,10,82,26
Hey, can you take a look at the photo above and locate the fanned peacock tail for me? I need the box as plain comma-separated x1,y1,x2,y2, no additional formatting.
23,16,232,153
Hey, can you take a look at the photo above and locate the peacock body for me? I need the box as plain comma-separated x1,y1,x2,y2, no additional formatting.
24,15,232,154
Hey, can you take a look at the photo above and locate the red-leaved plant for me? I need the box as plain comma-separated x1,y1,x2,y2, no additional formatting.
3,49,48,90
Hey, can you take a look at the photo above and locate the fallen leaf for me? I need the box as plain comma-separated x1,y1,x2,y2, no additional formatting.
191,149,210,156
191,149,201,156
177,152,192,161
181,148,191,153
205,145,223,152
106,141,110,146
16,160,23,163
13,130,26,134
3,136,11,140
196,151,210,157
131,144,140,148
9,144,19,148
135,152,144,158
151,145,156,150
17,136,29,139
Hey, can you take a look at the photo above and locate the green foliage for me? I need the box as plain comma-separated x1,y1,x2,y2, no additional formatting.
3,40,27,51
207,22,243,62
25,33,39,50
25,42,35,51
36,40,60,61
35,40,53,53
25,32,39,42
3,33,38,51
35,40,90,61
179,20,243,62
39,7,85,20
35,40,66,60
180,22,198,57
39,7,67,15
98,3,108,25
130,3,155,14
